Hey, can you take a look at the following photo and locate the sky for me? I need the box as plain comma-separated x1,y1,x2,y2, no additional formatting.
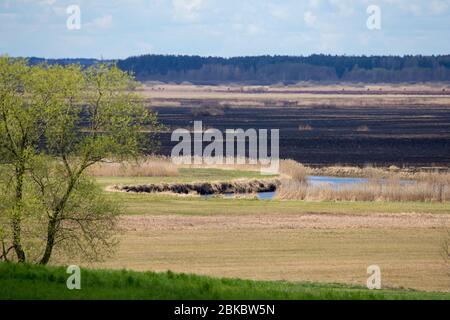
1,0,450,59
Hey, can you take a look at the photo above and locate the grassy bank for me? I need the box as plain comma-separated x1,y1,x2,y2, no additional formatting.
107,192,450,216
96,167,450,216
1,263,449,300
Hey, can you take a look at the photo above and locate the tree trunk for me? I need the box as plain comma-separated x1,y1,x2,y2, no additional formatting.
40,175,79,265
12,164,26,263
39,216,57,265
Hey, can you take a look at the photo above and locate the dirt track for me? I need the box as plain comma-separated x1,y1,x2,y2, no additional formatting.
119,212,450,232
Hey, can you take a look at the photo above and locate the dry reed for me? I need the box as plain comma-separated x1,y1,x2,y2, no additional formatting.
88,156,179,177
177,156,263,172
276,178,450,202
279,159,308,182
277,160,450,202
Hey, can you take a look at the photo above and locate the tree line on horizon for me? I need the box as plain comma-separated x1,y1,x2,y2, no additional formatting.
28,54,450,84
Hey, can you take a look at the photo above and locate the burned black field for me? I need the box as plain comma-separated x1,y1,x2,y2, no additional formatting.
153,105,450,167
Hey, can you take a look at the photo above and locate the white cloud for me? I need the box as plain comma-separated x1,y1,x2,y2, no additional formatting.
232,23,264,36
303,11,317,27
0,13,18,20
408,4,422,16
430,0,449,15
2,0,54,8
12,0,57,5
328,0,355,16
39,0,56,5
319,32,343,53
267,4,288,19
51,6,67,16
86,15,113,30
172,0,203,21
247,24,263,35
309,0,321,8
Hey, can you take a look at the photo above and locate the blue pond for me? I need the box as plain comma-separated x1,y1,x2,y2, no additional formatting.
307,176,368,186
253,176,413,200
255,176,370,200
219,176,370,200
209,176,413,200
257,191,277,200
222,192,276,200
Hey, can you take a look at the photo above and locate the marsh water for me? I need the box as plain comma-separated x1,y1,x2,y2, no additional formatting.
221,176,371,200
308,176,368,186
224,176,415,200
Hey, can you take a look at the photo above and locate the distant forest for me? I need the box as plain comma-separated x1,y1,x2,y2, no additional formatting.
29,54,450,84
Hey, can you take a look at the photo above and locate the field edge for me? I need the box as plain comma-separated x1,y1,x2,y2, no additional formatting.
1,263,450,300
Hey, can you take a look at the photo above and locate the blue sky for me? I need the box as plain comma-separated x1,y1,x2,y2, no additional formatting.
1,0,450,59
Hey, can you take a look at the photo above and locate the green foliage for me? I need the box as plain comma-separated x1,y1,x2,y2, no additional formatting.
30,157,120,262
1,263,449,300
0,56,160,264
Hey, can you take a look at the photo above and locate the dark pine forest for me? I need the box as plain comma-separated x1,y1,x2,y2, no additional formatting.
29,54,450,84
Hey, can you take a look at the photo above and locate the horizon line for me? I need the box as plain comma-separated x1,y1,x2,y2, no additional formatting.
8,52,450,61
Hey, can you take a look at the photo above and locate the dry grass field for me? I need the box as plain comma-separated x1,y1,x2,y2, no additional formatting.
94,219,450,292
140,83,450,108
80,164,450,293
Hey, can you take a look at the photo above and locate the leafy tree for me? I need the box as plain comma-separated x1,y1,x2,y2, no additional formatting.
30,157,120,263
38,63,160,264
0,57,160,264
0,57,60,262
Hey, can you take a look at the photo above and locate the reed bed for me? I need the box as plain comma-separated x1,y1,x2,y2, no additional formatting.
277,159,450,202
279,159,308,182
309,165,450,180
88,156,179,177
182,158,310,176
276,179,450,202
308,165,394,179
176,156,263,172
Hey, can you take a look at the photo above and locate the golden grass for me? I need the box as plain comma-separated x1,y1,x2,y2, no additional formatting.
279,159,308,182
219,100,266,107
276,178,450,202
178,156,263,172
414,172,450,185
308,165,450,180
140,83,450,108
92,226,450,292
88,156,179,177
308,166,388,178
275,160,450,202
